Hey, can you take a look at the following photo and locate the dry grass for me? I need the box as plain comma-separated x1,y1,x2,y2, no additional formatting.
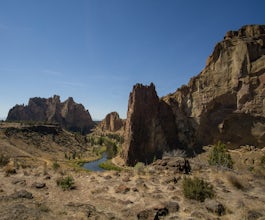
227,174,245,190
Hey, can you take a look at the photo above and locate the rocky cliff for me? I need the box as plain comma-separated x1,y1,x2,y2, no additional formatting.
6,95,95,134
97,112,124,132
122,83,178,166
122,25,265,165
163,24,265,148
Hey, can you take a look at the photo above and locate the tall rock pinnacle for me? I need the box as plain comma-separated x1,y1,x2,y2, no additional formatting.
122,83,178,166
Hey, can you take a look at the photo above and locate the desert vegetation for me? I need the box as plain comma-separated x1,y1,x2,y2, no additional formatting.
208,142,233,169
182,177,214,202
56,176,75,190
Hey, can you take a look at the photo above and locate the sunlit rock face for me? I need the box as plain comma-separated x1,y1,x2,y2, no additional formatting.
122,83,178,166
97,112,124,132
163,25,265,148
7,95,95,134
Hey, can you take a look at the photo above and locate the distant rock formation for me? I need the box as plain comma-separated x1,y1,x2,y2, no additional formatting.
122,83,178,166
6,95,95,134
97,112,124,132
163,24,265,148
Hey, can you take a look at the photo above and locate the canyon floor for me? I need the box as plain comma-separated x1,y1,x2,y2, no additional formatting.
0,122,265,220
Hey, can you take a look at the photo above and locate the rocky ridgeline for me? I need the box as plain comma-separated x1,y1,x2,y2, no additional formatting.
6,95,95,134
122,25,265,165
97,112,124,132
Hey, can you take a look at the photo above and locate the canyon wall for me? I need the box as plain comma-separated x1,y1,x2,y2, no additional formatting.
163,25,265,148
122,25,265,165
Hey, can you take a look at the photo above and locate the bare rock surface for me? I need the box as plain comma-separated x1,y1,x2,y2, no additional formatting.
97,111,124,132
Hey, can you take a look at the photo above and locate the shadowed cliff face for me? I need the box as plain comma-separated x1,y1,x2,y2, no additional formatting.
122,83,178,166
6,95,95,134
163,24,265,148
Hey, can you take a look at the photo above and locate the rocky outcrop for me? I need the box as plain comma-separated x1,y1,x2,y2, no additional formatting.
97,112,124,132
6,95,95,134
122,83,178,166
122,25,265,166
163,24,265,148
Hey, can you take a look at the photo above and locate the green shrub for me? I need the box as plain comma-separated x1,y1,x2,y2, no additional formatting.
208,142,233,169
56,176,75,190
182,177,214,202
52,161,60,171
99,160,122,171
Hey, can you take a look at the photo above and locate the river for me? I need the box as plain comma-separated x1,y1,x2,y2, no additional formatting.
82,153,107,172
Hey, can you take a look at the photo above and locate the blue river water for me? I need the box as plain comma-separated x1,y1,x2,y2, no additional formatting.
83,153,107,172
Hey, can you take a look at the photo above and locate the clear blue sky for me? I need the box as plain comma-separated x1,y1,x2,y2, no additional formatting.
1,0,264,120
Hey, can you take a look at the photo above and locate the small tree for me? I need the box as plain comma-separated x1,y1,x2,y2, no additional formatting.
208,142,233,169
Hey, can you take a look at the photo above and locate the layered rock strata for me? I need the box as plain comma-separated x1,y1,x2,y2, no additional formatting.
7,95,95,134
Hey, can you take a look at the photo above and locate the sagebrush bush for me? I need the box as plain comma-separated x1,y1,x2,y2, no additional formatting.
208,142,233,169
52,161,60,171
56,176,75,190
182,177,214,202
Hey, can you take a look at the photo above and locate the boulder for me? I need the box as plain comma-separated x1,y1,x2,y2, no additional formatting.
114,184,130,194
32,182,46,189
11,190,33,199
205,199,225,216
